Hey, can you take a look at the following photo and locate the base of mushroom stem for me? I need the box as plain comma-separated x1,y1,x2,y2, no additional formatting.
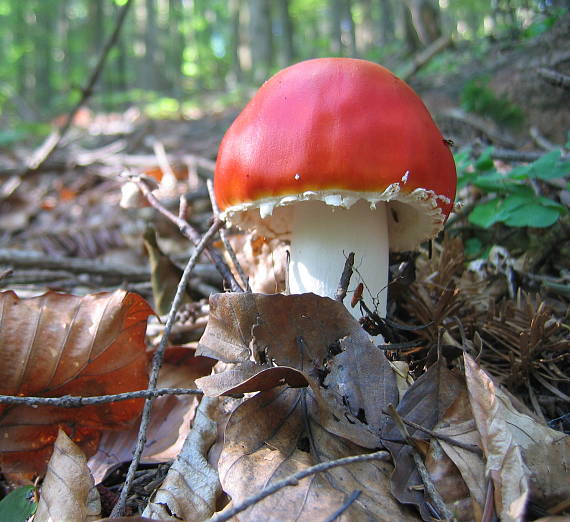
288,199,390,326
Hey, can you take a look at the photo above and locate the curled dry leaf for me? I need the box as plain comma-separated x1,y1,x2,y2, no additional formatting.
0,289,153,475
382,357,464,520
464,354,570,521
34,428,101,522
464,354,570,520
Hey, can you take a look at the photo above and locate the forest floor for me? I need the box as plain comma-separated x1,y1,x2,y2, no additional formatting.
0,14,569,522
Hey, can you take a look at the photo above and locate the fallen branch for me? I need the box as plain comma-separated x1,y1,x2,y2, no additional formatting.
0,387,204,407
111,217,224,518
0,249,148,281
538,67,570,90
387,404,455,521
401,35,453,81
208,451,390,522
383,409,483,456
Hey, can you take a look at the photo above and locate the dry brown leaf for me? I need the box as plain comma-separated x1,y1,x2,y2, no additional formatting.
196,292,398,448
427,389,486,521
382,357,464,520
218,386,417,521
142,396,222,520
0,289,153,475
464,354,570,520
34,428,101,522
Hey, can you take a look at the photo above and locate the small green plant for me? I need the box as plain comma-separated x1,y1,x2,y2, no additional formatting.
460,77,524,129
455,146,569,229
0,486,37,522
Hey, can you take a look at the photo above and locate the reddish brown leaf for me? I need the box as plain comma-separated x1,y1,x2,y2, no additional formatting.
0,289,153,475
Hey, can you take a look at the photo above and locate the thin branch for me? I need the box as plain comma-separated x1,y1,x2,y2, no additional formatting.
383,409,483,456
387,405,454,521
335,252,355,303
0,388,204,407
323,490,362,522
208,451,390,522
538,67,570,90
25,0,134,172
0,249,149,281
111,218,223,518
206,179,251,291
401,35,453,81
130,175,243,292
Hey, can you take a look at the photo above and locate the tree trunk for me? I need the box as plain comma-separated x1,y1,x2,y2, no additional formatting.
145,0,158,91
167,0,185,96
249,0,273,83
229,0,243,83
276,0,295,67
378,0,395,47
34,1,56,113
329,0,343,55
403,0,442,49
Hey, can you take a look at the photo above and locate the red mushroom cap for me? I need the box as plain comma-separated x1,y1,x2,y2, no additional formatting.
214,58,456,251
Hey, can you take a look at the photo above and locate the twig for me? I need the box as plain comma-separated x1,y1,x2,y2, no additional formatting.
323,490,362,522
25,0,133,172
208,451,390,522
335,252,355,303
206,179,251,292
111,218,223,518
538,67,570,90
0,387,204,407
130,176,243,292
382,409,483,456
442,108,517,148
401,35,453,81
529,126,558,152
152,140,178,186
0,249,149,282
386,405,455,521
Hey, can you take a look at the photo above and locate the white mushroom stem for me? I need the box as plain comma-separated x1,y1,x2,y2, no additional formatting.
288,199,389,322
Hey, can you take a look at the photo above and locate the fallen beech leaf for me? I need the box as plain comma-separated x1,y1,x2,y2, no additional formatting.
88,347,214,483
382,357,464,520
142,397,222,520
196,292,398,447
0,290,152,475
219,386,417,521
464,354,570,521
427,390,486,521
34,429,101,522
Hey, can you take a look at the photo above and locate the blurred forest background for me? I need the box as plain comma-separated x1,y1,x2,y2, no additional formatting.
1,0,568,134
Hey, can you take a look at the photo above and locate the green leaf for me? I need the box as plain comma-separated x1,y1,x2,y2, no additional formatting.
468,198,506,228
509,150,570,181
464,237,483,258
474,146,494,172
503,204,561,228
473,172,522,193
0,486,37,521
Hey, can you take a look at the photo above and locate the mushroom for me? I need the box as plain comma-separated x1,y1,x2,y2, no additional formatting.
214,58,456,321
